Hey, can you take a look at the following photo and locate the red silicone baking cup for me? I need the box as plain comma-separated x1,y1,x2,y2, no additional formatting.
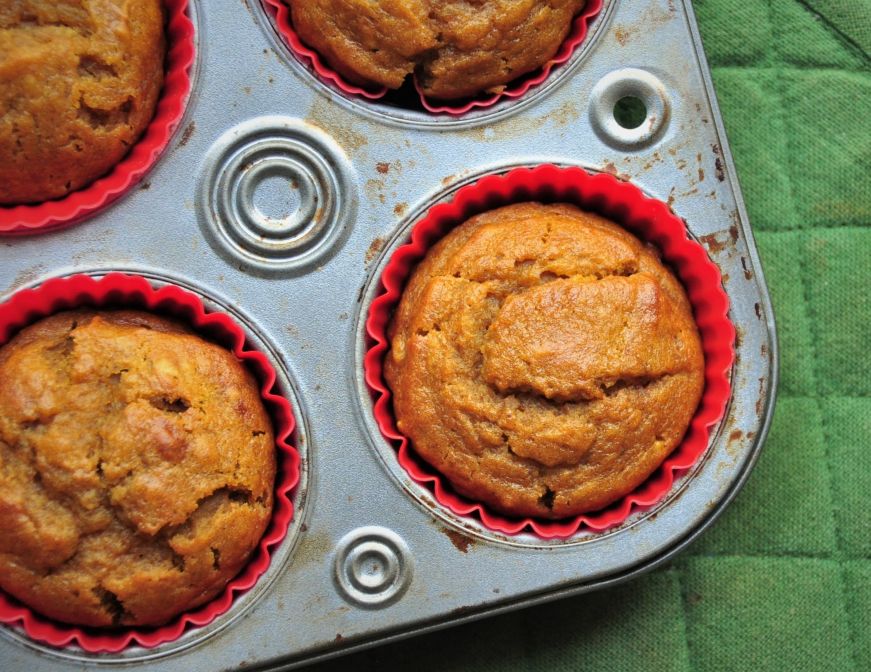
263,0,603,115
0,0,195,235
365,165,735,539
0,273,300,652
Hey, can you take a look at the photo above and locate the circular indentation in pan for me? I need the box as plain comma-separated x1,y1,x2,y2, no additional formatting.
589,69,671,148
334,527,412,608
198,117,357,275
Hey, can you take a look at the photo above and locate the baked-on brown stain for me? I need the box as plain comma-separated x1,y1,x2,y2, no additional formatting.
365,236,385,264
615,26,633,46
756,377,766,416
178,120,196,147
601,160,630,182
712,144,726,182
444,528,474,553
376,162,390,174
0,0,165,204
289,0,587,99
385,203,704,518
700,232,728,255
0,311,275,627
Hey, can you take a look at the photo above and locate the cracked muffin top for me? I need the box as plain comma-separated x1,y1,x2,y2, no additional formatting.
384,203,705,519
0,311,275,627
288,0,587,100
0,0,165,204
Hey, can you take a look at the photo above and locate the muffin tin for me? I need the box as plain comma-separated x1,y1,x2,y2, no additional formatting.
0,0,778,669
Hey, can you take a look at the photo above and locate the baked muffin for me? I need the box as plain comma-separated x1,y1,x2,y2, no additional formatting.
385,203,705,518
0,0,165,204
0,311,275,627
289,0,587,99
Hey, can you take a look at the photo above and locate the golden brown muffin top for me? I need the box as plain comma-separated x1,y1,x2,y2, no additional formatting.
0,311,275,627
289,0,586,99
0,0,165,204
385,203,705,518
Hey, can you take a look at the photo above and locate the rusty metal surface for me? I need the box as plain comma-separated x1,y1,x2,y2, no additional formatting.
0,0,777,669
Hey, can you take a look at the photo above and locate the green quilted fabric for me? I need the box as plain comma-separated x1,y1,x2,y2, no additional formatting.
312,1,871,669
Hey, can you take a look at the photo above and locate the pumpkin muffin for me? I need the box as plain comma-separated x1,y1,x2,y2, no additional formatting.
385,203,705,518
0,0,165,204
288,0,587,99
0,311,275,627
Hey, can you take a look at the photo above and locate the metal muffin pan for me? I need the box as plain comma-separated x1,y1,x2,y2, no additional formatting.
0,0,778,669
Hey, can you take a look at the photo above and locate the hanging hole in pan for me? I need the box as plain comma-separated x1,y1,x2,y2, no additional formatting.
590,68,670,149
613,95,647,129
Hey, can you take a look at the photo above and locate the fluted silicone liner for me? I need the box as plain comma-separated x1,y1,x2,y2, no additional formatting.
365,165,735,539
263,0,603,115
0,273,300,652
0,0,195,234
